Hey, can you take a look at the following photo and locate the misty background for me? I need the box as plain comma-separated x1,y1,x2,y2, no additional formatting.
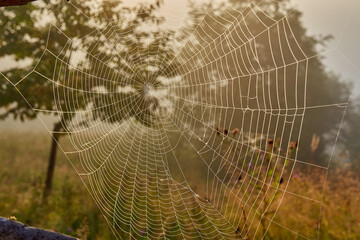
0,0,359,132
1,1,359,239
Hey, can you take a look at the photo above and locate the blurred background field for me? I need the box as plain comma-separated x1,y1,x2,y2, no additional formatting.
0,130,359,239
0,131,112,239
1,0,360,239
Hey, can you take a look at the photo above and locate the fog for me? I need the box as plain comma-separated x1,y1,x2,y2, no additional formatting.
0,0,359,132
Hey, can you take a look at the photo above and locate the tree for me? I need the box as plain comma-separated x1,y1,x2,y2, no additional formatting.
172,1,351,238
180,0,350,164
341,98,360,169
0,0,177,200
152,1,352,238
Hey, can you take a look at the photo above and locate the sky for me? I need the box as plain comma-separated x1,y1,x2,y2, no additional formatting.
152,0,360,94
292,0,360,95
1,0,360,131
136,0,360,93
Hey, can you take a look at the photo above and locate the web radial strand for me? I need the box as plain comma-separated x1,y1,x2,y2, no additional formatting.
5,0,350,239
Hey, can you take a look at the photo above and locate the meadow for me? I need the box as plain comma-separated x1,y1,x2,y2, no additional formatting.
0,131,112,239
0,131,359,239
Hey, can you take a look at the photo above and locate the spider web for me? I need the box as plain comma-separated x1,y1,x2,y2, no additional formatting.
1,0,349,239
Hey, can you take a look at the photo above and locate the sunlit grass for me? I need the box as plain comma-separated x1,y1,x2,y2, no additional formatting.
0,131,359,239
0,131,112,239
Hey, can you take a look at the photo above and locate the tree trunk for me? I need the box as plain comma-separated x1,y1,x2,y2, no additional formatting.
43,121,63,201
43,42,72,202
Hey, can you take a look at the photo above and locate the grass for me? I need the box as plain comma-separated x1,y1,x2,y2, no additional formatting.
0,131,113,239
0,131,359,239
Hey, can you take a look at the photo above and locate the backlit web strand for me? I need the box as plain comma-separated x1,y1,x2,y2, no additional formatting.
3,0,349,239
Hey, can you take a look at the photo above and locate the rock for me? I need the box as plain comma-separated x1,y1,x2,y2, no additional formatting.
0,217,78,240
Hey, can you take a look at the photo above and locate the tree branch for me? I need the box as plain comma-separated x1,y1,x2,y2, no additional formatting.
0,217,78,240
0,0,36,7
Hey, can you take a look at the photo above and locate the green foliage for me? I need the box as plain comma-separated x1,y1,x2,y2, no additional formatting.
341,99,360,169
184,0,350,164
1,131,359,239
0,132,112,239
0,0,177,128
